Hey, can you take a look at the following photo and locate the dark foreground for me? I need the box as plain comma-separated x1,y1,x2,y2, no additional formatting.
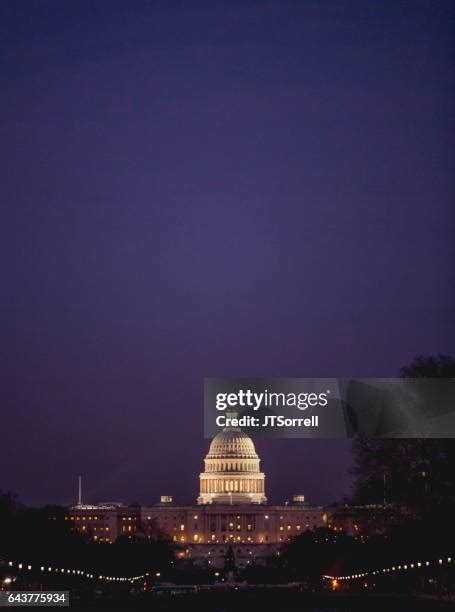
68,591,455,612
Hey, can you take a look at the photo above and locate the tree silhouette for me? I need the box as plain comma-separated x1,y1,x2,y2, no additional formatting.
351,354,455,512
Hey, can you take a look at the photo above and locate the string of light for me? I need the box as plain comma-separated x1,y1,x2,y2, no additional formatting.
1,559,154,584
323,555,453,581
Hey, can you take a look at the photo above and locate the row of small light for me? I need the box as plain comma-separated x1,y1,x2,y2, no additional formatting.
2,559,157,584
323,555,453,582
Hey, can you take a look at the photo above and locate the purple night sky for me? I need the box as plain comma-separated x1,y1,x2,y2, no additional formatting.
1,1,454,508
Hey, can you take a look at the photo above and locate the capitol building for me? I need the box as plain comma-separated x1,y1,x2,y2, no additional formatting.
69,417,325,567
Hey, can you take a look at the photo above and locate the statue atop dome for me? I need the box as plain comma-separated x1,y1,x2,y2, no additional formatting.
225,407,239,428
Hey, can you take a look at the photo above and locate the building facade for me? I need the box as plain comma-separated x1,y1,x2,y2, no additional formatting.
69,421,325,567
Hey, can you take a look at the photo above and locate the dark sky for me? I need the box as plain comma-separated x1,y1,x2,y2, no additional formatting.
1,1,454,508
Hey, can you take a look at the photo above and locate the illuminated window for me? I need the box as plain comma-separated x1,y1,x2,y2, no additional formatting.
180,524,185,531
279,526,284,531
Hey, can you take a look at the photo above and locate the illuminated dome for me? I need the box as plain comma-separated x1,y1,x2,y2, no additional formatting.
207,430,258,459
198,414,266,505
